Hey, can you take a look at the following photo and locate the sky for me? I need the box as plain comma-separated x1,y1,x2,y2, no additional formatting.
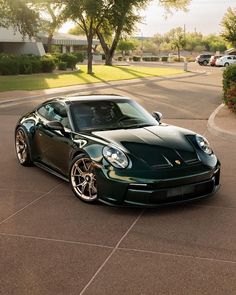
60,0,235,37
136,0,235,36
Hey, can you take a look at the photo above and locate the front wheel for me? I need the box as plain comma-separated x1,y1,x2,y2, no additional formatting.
203,60,208,66
224,62,229,67
15,127,32,166
70,155,98,203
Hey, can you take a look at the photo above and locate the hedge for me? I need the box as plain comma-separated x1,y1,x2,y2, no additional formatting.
133,56,141,61
53,52,84,69
223,64,236,113
0,52,85,75
0,54,57,75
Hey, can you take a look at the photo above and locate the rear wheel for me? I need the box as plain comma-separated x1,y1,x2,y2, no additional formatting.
15,127,32,166
203,60,208,66
224,62,229,67
70,155,98,203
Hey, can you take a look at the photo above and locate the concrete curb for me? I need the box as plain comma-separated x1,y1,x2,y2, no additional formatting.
0,71,206,107
207,103,236,142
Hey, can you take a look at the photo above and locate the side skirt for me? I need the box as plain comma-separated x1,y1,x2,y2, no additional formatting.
34,162,69,183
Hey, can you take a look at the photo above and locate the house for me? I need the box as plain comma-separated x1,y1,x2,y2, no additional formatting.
0,27,45,56
0,27,100,57
225,48,236,55
37,32,100,54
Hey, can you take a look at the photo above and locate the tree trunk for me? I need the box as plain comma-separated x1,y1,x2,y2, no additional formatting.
96,19,124,66
47,33,53,53
177,46,180,61
87,32,94,74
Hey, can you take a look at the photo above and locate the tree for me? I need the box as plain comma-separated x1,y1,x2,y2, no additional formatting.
68,24,85,36
167,27,186,60
32,1,68,52
63,0,114,74
0,0,38,36
202,34,226,53
96,0,148,66
117,39,137,58
97,0,191,66
221,7,236,47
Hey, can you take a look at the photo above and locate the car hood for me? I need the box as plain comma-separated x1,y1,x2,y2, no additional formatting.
92,125,199,168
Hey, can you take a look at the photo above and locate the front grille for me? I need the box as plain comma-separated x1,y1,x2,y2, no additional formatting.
125,168,220,206
148,178,215,204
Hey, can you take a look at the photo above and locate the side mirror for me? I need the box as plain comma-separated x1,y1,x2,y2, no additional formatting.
46,121,65,132
152,111,163,122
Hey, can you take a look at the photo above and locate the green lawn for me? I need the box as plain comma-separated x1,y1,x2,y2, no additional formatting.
0,65,183,92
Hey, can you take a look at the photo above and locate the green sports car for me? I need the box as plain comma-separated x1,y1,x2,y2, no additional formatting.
15,95,220,207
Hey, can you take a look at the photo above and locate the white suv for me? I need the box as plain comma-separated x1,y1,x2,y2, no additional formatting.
215,55,236,67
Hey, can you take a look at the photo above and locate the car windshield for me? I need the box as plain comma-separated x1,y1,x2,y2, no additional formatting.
70,99,159,132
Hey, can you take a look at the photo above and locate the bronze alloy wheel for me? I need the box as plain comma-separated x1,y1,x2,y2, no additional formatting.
70,156,97,202
15,127,32,166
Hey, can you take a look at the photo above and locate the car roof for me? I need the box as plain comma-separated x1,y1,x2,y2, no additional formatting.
56,95,131,104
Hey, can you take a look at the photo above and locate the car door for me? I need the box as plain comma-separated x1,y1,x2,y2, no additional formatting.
35,102,73,176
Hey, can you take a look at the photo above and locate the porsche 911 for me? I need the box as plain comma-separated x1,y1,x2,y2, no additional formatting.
15,95,220,207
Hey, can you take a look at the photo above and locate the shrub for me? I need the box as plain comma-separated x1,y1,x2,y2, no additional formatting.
41,56,56,73
73,52,85,63
58,61,67,70
31,58,42,73
61,53,78,69
18,56,33,74
161,56,168,62
133,56,141,62
142,57,151,61
172,56,185,62
0,55,19,75
224,83,236,113
223,65,236,113
151,56,159,61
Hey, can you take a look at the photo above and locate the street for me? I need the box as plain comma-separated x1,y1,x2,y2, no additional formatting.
0,64,235,295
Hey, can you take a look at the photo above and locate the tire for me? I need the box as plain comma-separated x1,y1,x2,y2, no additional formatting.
70,155,98,203
15,127,33,166
203,60,208,66
224,62,229,67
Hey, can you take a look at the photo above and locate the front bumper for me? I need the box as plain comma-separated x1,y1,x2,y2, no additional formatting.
96,164,221,207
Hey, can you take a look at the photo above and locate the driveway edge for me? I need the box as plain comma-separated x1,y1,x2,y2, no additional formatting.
207,103,236,142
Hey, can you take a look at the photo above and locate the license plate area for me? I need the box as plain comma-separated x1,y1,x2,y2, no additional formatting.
167,185,195,198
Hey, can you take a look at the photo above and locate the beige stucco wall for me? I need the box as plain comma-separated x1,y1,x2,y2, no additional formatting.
0,27,45,56
0,27,32,42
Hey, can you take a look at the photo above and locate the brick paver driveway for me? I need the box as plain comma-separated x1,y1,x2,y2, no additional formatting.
0,64,235,294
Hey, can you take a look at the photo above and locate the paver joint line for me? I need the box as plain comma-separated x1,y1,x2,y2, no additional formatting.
79,209,145,295
117,247,236,265
0,184,62,226
0,232,114,249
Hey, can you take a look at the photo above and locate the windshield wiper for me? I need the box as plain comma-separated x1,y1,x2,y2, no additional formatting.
124,123,153,129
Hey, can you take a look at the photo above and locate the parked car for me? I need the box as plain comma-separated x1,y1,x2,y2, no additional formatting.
15,95,220,207
215,55,236,67
195,54,212,66
209,55,222,66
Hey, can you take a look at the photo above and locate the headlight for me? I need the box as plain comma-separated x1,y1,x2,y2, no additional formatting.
103,146,129,168
195,135,213,155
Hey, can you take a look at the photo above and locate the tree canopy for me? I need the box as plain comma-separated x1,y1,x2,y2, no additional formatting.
221,7,236,47
0,0,38,36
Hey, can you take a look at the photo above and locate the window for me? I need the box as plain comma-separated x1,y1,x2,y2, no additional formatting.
37,102,71,129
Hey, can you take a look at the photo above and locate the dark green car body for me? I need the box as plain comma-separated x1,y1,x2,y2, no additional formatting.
15,95,220,207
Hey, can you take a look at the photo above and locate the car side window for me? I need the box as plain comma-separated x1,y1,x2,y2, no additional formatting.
37,102,71,129
227,57,232,60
